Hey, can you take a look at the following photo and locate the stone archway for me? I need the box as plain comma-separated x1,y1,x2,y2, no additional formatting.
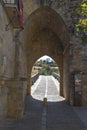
1,0,87,120
21,6,70,100
30,54,62,95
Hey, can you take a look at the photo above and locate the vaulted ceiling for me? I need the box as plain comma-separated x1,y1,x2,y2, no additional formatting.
22,0,69,20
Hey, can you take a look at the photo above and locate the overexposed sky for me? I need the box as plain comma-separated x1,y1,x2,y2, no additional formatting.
38,55,53,61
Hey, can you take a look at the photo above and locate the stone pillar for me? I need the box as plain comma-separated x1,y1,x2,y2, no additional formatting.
59,67,63,96
82,73,87,106
82,49,87,106
27,75,31,95
0,79,8,119
5,79,26,118
63,51,70,102
55,55,63,97
69,73,75,106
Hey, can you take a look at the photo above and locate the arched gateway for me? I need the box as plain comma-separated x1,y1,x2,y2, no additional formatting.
0,1,87,118
13,6,70,118
21,6,70,97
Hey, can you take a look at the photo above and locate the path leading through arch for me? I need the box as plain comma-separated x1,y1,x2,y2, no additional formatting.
0,76,87,130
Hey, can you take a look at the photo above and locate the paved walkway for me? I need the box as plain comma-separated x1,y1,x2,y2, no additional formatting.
0,76,87,130
47,98,87,130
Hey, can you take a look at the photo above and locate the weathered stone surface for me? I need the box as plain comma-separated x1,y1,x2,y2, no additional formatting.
0,80,8,119
0,0,87,119
0,3,15,78
6,79,27,118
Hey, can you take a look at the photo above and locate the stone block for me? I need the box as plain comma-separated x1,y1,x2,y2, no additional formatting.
0,80,8,119
5,79,26,118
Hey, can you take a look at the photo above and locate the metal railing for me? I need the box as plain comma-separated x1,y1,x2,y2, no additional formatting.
52,72,60,82
31,73,39,85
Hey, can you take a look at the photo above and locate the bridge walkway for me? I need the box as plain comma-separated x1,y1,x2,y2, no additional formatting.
0,75,87,130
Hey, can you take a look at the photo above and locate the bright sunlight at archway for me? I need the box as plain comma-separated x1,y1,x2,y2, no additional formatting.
30,55,64,102
37,55,53,61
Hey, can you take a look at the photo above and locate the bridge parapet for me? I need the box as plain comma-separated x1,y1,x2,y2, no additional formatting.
31,73,39,85
52,72,60,82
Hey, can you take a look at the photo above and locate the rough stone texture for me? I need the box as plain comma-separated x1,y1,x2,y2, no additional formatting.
0,3,27,118
0,3,15,78
6,79,27,118
21,0,87,107
0,80,8,119
0,0,87,119
0,3,15,119
21,6,70,97
0,79,87,130
14,38,27,78
22,0,77,27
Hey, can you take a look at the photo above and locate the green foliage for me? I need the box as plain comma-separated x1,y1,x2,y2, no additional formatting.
39,65,52,75
73,0,87,44
75,1,87,30
35,58,59,75
39,65,59,75
38,61,59,75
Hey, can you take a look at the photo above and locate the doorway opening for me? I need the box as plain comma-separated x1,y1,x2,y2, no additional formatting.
30,55,64,102
73,72,82,106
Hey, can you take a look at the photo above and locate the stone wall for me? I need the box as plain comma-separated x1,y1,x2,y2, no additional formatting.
0,2,14,119
0,0,87,119
6,79,27,118
0,3,15,78
0,80,8,119
69,35,87,106
22,1,87,106
0,2,27,118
